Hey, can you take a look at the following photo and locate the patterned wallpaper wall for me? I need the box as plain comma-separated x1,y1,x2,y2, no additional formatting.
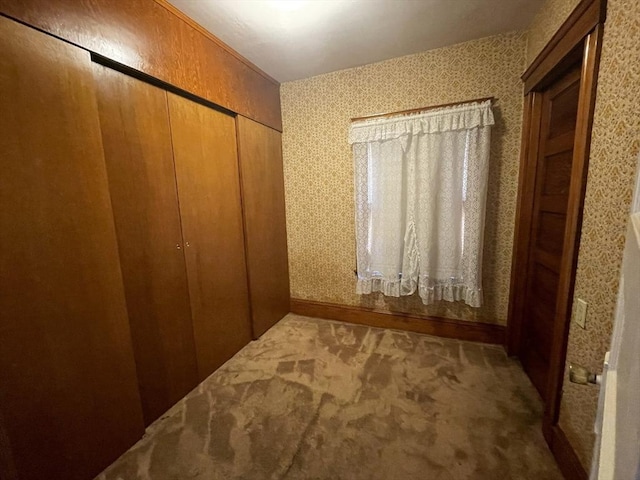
526,0,581,66
526,0,640,468
281,0,640,470
280,32,527,326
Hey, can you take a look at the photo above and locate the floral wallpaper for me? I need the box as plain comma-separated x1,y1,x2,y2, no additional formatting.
280,32,527,326
282,1,639,467
526,0,581,66
528,0,640,468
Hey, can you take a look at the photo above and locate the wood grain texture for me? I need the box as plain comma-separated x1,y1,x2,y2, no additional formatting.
544,24,604,428
167,93,252,380
545,424,589,480
522,0,607,93
0,410,18,480
0,0,282,131
0,16,144,480
236,116,290,338
520,67,581,398
153,0,278,85
93,64,199,426
507,92,542,355
510,1,605,469
291,299,506,345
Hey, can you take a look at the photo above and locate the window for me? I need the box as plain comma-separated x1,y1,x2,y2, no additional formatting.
349,100,494,307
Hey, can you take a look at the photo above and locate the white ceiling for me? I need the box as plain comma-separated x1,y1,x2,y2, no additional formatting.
168,0,543,83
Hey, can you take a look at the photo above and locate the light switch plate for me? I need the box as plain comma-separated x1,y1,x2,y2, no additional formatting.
575,298,588,329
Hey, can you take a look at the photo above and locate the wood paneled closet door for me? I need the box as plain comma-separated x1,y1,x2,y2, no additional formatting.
236,116,290,338
92,65,199,426
0,17,144,480
167,93,252,380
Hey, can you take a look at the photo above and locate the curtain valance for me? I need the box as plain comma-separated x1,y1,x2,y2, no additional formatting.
348,100,494,145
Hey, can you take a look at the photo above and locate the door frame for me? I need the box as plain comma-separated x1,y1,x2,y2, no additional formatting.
507,0,606,457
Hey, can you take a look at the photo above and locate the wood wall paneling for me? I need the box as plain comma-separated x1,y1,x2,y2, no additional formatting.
92,64,199,426
0,17,144,480
0,0,282,131
236,116,291,338
167,93,253,380
291,299,506,345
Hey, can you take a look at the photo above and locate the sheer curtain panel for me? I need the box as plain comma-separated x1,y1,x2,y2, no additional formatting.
350,100,494,307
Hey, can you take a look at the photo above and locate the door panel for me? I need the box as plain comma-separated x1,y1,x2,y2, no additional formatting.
167,93,252,380
93,65,199,425
0,17,144,480
520,67,581,397
236,116,290,338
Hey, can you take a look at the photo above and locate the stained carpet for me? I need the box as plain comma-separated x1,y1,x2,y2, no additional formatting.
96,314,563,480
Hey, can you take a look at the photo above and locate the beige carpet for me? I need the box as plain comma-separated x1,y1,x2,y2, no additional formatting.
96,314,563,480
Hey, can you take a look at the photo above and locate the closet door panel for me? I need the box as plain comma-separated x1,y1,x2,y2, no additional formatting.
0,17,144,480
167,93,252,380
236,116,290,337
92,65,199,425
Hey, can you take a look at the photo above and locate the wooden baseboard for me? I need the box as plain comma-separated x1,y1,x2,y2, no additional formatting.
544,422,588,480
290,298,505,344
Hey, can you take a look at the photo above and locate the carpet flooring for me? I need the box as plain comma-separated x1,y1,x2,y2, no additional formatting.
96,314,563,480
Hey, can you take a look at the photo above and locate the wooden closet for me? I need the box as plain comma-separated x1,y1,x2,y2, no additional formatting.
236,116,290,337
92,66,200,425
93,66,253,425
167,92,253,379
0,4,289,478
0,17,145,480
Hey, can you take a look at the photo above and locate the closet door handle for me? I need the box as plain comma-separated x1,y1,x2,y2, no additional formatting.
176,243,182,250
185,241,190,247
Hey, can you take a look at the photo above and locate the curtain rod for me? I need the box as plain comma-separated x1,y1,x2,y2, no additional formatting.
350,96,495,123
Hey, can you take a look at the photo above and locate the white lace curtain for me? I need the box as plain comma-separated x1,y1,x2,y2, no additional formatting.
349,100,494,307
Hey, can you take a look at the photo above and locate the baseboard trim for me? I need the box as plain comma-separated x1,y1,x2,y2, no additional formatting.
544,423,588,480
290,298,505,344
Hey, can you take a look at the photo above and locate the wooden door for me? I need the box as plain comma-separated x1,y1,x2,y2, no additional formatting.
236,116,290,338
167,93,252,380
92,65,199,425
520,67,582,397
0,17,144,480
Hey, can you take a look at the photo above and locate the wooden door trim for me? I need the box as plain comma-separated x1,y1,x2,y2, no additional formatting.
544,23,604,429
508,0,606,470
507,92,543,355
547,424,589,480
522,0,606,94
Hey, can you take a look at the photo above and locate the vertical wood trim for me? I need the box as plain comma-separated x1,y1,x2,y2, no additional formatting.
544,24,604,427
235,115,257,339
512,0,606,469
507,92,543,355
